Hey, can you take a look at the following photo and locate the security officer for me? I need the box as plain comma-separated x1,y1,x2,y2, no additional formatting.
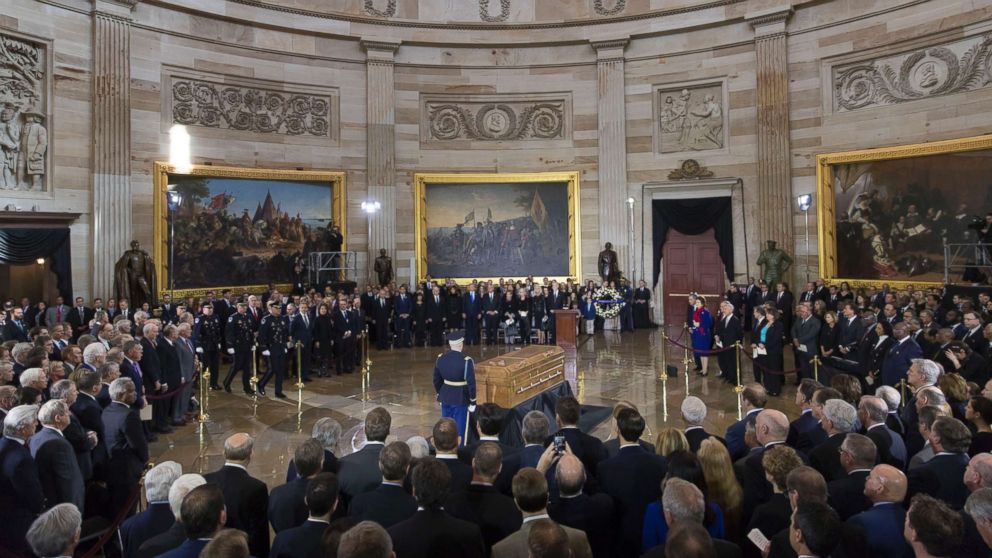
223,301,255,395
258,300,290,398
432,330,476,445
193,302,223,390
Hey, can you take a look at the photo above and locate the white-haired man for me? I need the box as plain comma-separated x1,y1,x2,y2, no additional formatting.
29,399,84,511
137,473,208,558
810,399,858,482
0,404,44,554
120,461,183,558
19,366,48,393
102,377,149,514
287,417,341,482
902,358,942,457
875,385,905,437
26,503,82,558
681,396,724,453
81,342,106,373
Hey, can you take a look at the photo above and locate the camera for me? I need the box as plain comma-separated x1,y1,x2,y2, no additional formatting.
553,434,565,455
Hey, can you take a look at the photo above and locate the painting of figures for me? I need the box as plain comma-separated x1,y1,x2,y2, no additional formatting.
817,135,992,286
154,164,345,294
415,172,580,282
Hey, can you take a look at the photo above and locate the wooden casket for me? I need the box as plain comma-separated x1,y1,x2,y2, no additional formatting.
475,345,566,408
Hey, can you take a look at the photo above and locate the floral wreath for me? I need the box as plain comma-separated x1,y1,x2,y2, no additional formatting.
593,286,625,319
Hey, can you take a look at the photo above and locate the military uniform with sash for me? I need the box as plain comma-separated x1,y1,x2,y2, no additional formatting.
432,331,477,445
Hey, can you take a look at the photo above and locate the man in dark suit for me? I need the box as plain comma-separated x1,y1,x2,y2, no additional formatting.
741,409,794,512
461,283,483,346
434,417,473,493
0,404,45,555
725,383,767,460
860,395,907,469
333,300,356,374
597,408,667,557
545,396,605,479
203,433,270,557
882,322,923,387
287,417,340,482
460,402,519,465
906,416,972,509
775,282,795,341
393,286,414,348
349,441,417,528
103,377,149,514
546,281,568,344
289,301,315,381
847,464,913,557
445,443,523,554
837,303,864,353
714,300,743,384
136,474,206,558
3,306,29,342
138,323,171,433
270,438,324,533
786,379,821,448
425,286,447,346
158,484,226,558
72,368,108,473
389,458,486,558
119,461,182,558
66,297,94,342
157,326,183,427
548,454,614,558
792,303,821,382
827,433,874,520
499,410,550,494
371,288,392,350
482,284,501,345
270,473,339,558
810,399,857,482
29,399,85,511
338,406,391,504
961,311,985,353
681,396,725,453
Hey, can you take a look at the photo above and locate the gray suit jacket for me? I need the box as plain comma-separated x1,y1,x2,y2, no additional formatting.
176,337,196,382
791,315,821,354
28,426,85,511
491,517,592,558
45,305,70,327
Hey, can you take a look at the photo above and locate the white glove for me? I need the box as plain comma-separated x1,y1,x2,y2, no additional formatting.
287,342,293,349
227,348,235,355
468,404,477,413
195,347,203,354
262,350,271,356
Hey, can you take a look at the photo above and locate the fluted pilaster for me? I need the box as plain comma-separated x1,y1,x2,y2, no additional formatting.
362,39,400,283
749,8,794,256
592,39,630,279
92,0,135,298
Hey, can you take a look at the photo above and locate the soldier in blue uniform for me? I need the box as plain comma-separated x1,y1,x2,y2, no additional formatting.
433,330,477,445
223,301,255,395
193,302,223,390
258,300,290,398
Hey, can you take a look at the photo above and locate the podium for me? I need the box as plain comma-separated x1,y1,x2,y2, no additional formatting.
552,309,579,348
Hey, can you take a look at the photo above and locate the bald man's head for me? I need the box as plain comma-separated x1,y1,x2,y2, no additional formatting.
864,464,907,504
966,453,992,492
223,433,254,462
556,455,586,497
756,409,789,445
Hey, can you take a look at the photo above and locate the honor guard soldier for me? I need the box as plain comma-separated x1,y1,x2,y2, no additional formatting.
433,330,477,445
193,302,223,390
223,301,255,394
258,300,290,398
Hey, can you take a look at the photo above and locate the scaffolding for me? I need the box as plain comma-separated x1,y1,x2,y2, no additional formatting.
308,251,359,285
943,242,992,284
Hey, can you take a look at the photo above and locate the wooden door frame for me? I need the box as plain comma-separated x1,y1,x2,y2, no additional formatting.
638,178,744,325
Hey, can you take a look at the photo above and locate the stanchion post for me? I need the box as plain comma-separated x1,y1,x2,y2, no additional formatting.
899,379,907,408
250,346,259,416
660,330,669,381
682,322,692,393
364,326,372,370
295,341,304,394
734,341,744,421
812,355,820,384
196,357,209,424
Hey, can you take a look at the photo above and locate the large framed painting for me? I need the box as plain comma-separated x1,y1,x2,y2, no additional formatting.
153,162,346,296
817,134,992,288
414,172,581,283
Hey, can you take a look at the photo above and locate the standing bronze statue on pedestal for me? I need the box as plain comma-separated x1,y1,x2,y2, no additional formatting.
756,240,793,285
598,242,620,283
374,248,393,287
114,240,158,309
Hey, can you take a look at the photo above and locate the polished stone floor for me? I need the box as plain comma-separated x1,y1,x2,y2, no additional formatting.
150,326,803,488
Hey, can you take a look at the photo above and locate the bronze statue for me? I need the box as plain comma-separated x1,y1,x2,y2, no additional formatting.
374,248,393,286
755,240,793,285
114,240,158,309
598,242,620,283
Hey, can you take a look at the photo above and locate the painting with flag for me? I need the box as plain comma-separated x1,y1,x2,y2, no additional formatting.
415,171,580,282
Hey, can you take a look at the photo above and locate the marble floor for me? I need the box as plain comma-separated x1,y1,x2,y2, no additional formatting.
150,326,804,488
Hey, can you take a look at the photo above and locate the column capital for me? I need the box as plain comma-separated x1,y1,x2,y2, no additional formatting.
745,6,792,37
361,39,401,61
590,38,629,63
92,0,137,19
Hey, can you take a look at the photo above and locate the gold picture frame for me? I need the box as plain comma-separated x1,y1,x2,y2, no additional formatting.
414,171,581,285
153,162,346,298
816,134,992,289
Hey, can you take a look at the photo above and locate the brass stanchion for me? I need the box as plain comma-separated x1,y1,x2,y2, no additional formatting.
295,341,305,432
250,346,259,417
899,379,907,408
660,330,669,381
364,326,372,370
682,323,692,394
734,341,744,421
811,355,821,384
196,357,209,425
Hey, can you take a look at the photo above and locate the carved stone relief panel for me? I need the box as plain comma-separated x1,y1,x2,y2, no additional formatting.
364,0,396,17
593,0,626,16
163,67,339,145
479,0,511,22
833,33,992,112
421,92,572,148
653,80,727,154
0,31,51,194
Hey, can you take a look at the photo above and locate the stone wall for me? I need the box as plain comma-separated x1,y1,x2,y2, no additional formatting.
4,0,992,297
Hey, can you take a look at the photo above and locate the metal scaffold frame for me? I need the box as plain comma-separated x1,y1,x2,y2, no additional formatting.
309,251,359,285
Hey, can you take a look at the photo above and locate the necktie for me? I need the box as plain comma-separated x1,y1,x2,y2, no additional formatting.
304,315,309,327
471,293,475,302
435,296,439,305
56,307,61,321
134,361,142,379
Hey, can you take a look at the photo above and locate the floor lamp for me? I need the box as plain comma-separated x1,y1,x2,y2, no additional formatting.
797,194,813,283
626,197,636,283
166,190,183,297
168,124,191,299
361,200,381,285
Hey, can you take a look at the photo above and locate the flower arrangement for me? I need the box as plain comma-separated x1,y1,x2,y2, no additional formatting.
593,286,625,319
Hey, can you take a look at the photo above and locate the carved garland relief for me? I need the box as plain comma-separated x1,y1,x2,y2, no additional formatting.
171,78,332,138
0,32,49,193
425,99,567,142
480,0,511,22
834,33,992,112
364,0,396,17
593,0,626,16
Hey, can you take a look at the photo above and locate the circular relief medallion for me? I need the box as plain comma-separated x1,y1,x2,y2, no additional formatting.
482,107,511,136
910,57,948,91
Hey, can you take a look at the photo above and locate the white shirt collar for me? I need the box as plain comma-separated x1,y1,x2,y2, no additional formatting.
363,440,385,447
685,426,704,432
224,463,248,472
42,425,64,437
80,391,97,402
867,423,885,431
306,518,330,525
523,513,551,524
5,435,26,445
436,453,459,460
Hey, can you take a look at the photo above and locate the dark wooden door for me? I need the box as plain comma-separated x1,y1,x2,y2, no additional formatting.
662,228,726,326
